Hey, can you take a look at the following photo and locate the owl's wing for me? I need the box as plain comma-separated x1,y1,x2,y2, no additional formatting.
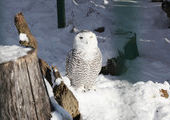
65,49,90,77
66,50,73,75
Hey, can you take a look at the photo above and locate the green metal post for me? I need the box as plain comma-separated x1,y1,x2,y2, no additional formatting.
57,0,66,28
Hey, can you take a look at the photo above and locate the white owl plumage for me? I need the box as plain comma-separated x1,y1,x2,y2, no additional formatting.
66,30,102,90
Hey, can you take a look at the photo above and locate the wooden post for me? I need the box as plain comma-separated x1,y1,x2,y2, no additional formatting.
0,49,51,120
57,0,66,28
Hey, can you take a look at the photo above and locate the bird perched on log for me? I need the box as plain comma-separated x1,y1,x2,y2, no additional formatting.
66,30,102,90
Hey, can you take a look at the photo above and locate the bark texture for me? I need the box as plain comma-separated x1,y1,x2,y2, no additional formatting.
52,66,80,120
15,12,38,49
53,82,80,120
39,59,52,86
0,49,51,120
15,12,52,86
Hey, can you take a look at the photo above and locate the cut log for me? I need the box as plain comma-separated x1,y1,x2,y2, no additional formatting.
0,46,51,120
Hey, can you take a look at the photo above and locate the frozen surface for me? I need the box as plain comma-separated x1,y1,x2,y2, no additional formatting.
0,45,31,64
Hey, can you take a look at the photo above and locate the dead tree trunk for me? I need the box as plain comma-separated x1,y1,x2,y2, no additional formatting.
0,49,51,120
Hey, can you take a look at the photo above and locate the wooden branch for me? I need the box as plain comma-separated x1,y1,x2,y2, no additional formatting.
51,65,62,80
0,49,51,120
15,12,38,49
51,66,80,120
53,82,80,120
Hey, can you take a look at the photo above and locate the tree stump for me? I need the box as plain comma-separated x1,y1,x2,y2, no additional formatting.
0,46,51,120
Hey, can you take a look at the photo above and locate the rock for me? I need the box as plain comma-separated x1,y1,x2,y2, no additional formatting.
86,7,95,16
124,33,139,60
70,26,79,33
94,27,105,33
100,50,127,76
53,81,80,120
160,89,169,98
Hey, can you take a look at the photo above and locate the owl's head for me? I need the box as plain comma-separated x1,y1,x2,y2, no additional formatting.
73,30,98,50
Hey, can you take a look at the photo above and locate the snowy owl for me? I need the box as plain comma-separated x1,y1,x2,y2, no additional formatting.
66,30,102,90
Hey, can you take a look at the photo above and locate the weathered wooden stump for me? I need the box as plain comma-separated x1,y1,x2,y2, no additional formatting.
0,46,51,120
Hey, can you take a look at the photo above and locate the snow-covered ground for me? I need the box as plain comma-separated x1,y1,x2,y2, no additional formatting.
1,0,170,120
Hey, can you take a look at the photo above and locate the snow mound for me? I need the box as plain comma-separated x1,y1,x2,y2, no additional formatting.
0,45,31,64
60,75,170,120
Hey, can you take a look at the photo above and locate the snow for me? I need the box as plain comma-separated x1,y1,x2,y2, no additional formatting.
1,0,170,119
44,79,72,120
19,33,29,42
0,45,31,64
49,75,170,120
